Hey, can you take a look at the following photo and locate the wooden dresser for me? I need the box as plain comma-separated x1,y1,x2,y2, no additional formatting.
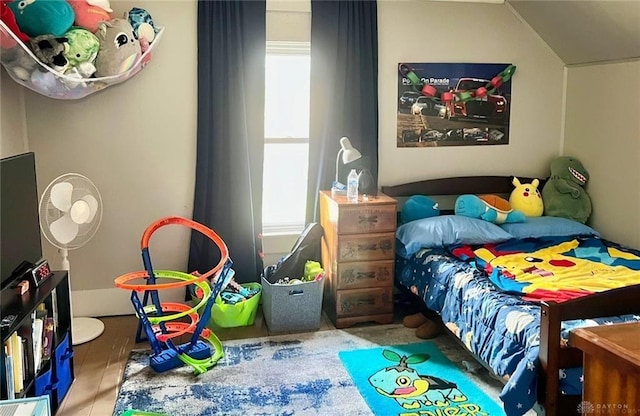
569,322,640,413
318,191,396,329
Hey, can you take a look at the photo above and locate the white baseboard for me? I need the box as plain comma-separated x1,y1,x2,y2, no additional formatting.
71,232,297,317
71,286,188,317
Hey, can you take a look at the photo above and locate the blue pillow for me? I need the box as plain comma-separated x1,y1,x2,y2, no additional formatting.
499,216,600,239
396,215,513,257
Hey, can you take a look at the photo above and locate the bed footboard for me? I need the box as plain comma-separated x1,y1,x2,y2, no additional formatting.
538,283,640,416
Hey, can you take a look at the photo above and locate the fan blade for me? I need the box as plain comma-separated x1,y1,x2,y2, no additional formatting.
50,182,73,212
81,194,99,223
50,214,79,245
70,200,90,224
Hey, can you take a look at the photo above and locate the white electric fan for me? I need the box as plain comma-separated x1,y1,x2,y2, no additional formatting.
39,173,104,346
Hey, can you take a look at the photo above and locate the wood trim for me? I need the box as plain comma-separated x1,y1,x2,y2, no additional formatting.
381,175,546,197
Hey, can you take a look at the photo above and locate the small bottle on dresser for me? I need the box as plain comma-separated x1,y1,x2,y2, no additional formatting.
347,169,359,203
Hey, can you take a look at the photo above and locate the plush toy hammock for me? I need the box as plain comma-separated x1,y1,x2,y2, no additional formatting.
0,19,164,100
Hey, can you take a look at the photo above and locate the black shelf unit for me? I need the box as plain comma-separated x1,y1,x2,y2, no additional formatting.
1,271,74,414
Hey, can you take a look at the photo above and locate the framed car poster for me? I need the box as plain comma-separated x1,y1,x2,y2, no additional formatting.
397,62,515,148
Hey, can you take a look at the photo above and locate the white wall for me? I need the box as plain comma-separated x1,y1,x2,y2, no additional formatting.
0,70,28,157
564,60,640,248
378,1,565,186
24,0,197,315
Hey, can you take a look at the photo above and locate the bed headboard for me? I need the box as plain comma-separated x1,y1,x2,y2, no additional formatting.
381,176,546,214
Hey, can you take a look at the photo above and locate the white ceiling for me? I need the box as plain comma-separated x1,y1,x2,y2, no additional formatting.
506,0,640,65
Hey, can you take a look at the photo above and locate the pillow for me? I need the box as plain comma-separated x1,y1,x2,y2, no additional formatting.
396,215,513,257
499,216,600,239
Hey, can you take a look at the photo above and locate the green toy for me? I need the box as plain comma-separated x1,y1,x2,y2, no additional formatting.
541,156,592,224
120,410,167,416
302,260,324,282
63,27,100,69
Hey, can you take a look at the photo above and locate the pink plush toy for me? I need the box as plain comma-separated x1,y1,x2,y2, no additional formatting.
67,0,113,33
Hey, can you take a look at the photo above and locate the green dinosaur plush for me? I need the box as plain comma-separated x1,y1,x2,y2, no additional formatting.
541,156,592,224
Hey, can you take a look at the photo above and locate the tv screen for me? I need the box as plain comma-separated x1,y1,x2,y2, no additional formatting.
1,152,43,289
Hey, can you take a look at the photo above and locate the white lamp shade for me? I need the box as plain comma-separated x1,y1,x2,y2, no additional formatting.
334,137,363,185
339,137,362,163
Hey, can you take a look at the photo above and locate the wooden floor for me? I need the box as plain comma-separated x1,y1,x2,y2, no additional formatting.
56,306,363,416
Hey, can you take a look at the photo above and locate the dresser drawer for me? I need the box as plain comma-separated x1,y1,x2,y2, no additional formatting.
338,204,396,234
335,287,393,317
336,260,394,290
337,233,395,262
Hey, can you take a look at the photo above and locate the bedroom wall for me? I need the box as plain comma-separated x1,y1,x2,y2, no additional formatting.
24,0,197,315
0,70,28,157
563,60,640,248
377,1,566,187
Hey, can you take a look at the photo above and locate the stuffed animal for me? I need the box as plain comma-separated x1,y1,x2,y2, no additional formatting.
125,7,159,44
509,177,544,217
1,45,37,81
94,18,141,77
8,0,74,37
67,0,113,33
30,69,62,95
63,27,99,69
62,62,97,88
541,156,592,224
1,0,29,47
400,195,439,224
29,34,69,72
455,194,526,224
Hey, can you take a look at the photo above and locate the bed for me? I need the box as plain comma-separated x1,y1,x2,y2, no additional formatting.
381,176,640,416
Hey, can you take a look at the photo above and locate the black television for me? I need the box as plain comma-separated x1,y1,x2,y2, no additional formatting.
0,152,43,290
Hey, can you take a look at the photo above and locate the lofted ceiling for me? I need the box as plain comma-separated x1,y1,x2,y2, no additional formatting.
506,0,640,66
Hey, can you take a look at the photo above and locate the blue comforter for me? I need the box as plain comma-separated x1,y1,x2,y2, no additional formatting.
396,248,640,416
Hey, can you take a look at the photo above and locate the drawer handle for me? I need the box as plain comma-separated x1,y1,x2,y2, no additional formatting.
358,215,378,225
357,239,392,253
289,290,304,296
340,297,376,313
358,271,375,280
342,239,393,258
358,243,378,252
343,270,376,284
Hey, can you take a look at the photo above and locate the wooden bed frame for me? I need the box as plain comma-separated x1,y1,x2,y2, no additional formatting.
381,176,640,416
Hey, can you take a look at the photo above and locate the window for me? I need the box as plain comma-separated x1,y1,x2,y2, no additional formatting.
262,42,311,234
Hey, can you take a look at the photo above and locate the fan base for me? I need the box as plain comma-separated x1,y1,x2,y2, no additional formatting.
72,316,105,345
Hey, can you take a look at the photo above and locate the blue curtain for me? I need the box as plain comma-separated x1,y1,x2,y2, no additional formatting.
306,0,379,222
188,0,266,284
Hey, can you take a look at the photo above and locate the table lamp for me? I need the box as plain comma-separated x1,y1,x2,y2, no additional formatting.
332,137,362,195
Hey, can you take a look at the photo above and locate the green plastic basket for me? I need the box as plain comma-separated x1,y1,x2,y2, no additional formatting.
210,282,262,328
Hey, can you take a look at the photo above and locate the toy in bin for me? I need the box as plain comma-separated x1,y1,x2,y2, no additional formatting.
192,274,262,328
274,260,325,285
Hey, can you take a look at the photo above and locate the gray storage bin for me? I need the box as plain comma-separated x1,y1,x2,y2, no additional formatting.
261,275,325,333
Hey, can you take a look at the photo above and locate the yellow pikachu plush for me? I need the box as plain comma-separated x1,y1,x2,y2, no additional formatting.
509,177,544,217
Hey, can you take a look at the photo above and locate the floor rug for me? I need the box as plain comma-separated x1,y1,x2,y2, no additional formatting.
340,342,506,416
113,325,507,416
